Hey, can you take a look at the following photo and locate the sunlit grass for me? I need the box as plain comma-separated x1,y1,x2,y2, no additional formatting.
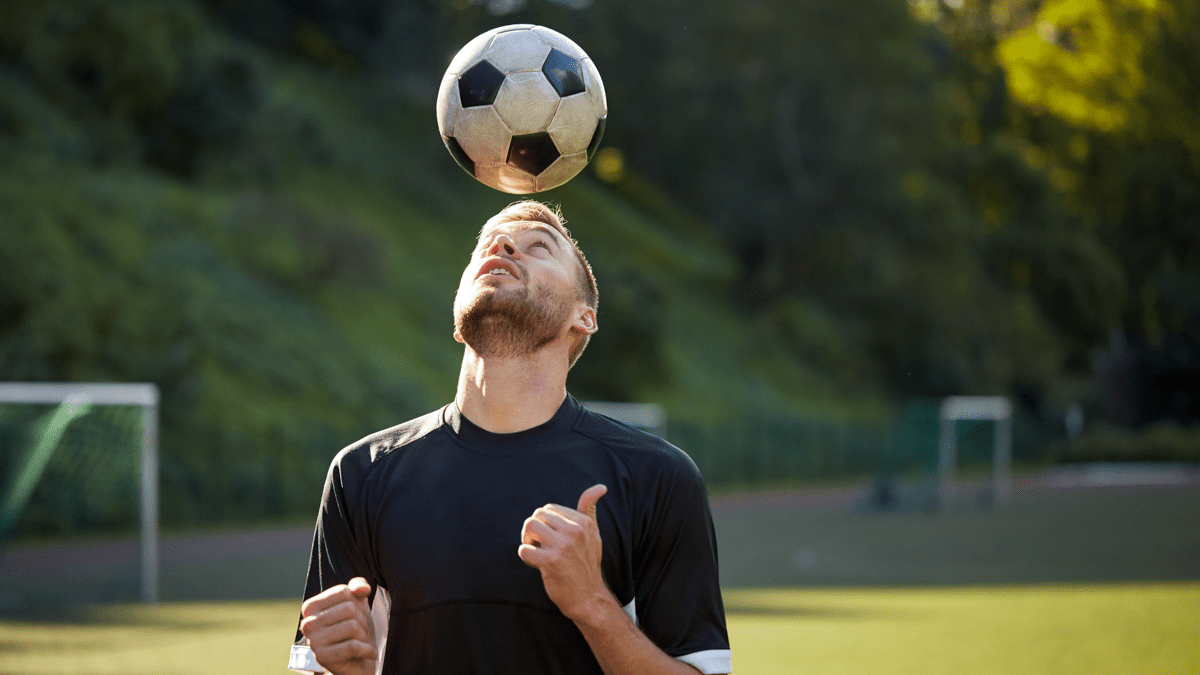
726,583,1200,675
0,600,298,675
1,583,1196,674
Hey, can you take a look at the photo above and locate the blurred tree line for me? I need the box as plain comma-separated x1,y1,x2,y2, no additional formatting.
0,0,1195,529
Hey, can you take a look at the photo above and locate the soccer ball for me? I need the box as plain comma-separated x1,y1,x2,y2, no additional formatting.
436,25,607,194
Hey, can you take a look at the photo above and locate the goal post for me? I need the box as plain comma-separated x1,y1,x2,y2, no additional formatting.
0,382,159,603
581,402,668,439
937,396,1012,509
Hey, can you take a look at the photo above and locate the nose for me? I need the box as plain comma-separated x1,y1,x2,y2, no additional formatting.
487,233,519,258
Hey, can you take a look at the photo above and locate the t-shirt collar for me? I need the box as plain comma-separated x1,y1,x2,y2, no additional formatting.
444,393,582,454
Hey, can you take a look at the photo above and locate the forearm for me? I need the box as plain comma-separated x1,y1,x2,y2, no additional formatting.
571,593,702,675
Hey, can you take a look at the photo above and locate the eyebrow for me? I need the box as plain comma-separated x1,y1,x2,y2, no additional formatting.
477,223,563,253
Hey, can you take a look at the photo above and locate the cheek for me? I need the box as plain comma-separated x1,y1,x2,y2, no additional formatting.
536,260,573,288
453,273,474,308
458,266,477,289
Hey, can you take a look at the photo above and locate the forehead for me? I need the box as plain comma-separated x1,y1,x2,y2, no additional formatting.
476,220,569,248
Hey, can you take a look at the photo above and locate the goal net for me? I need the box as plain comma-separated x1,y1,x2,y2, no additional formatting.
0,383,158,608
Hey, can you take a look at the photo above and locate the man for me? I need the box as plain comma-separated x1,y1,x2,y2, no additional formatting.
288,201,731,675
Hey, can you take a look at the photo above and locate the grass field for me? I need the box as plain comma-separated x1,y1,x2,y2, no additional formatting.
0,583,1196,674
724,583,1199,675
1,481,1197,674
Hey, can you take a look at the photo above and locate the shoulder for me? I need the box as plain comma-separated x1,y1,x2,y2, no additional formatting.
327,407,446,483
575,409,703,486
577,410,717,559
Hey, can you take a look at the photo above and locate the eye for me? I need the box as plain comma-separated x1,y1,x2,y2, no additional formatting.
531,240,551,251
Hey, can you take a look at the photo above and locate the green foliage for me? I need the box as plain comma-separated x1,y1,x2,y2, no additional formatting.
517,0,1073,398
1052,421,1200,464
938,0,1200,424
0,156,422,524
0,1,205,119
1,0,1193,529
0,0,269,176
1,2,878,528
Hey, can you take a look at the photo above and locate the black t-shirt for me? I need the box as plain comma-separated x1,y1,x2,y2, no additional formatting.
289,394,730,674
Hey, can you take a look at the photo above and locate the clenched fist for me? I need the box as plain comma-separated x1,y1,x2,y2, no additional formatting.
299,577,378,675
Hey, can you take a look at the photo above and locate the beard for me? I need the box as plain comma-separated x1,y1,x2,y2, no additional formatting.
454,281,572,359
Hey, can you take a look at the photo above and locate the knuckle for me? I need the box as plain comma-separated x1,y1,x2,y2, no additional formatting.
316,645,344,664
301,596,323,617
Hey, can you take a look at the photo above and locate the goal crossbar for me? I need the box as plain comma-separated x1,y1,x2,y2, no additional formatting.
582,402,668,439
0,382,159,602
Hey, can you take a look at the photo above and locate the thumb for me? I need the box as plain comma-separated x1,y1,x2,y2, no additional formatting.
576,484,608,518
348,576,372,600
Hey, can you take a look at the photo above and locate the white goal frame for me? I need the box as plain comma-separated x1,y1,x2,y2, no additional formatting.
937,396,1012,509
582,401,668,439
0,382,159,602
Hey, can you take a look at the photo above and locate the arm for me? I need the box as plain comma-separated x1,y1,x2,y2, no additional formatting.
518,485,726,675
290,449,386,675
570,590,705,675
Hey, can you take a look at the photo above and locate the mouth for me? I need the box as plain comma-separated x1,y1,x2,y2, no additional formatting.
477,258,520,281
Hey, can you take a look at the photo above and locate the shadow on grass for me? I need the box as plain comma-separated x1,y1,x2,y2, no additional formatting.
723,601,907,620
0,602,240,631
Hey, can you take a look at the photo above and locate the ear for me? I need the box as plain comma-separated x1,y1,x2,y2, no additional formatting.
570,304,598,336
453,326,465,344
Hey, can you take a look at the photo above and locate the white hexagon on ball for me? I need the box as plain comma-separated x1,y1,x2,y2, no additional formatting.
494,73,560,135
453,106,512,166
548,95,601,155
485,29,551,73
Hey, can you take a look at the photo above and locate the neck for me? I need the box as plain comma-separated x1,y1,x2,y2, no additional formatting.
455,346,570,434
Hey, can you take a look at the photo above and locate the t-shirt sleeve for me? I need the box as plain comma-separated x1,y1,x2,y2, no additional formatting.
288,447,385,673
632,448,731,674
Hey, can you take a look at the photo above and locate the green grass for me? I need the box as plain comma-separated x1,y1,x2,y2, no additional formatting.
1,583,1196,674
725,583,1200,675
0,600,298,675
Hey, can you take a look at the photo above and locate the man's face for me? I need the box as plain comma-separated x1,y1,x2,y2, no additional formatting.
453,219,582,358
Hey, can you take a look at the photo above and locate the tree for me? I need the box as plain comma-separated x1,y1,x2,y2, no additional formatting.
939,0,1200,425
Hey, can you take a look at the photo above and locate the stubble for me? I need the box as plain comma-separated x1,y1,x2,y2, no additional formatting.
454,282,572,359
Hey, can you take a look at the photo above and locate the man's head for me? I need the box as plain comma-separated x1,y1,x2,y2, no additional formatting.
452,201,598,368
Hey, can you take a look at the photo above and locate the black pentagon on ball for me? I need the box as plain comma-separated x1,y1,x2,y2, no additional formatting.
587,116,607,161
541,49,585,98
444,136,475,176
508,132,560,176
458,60,506,108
